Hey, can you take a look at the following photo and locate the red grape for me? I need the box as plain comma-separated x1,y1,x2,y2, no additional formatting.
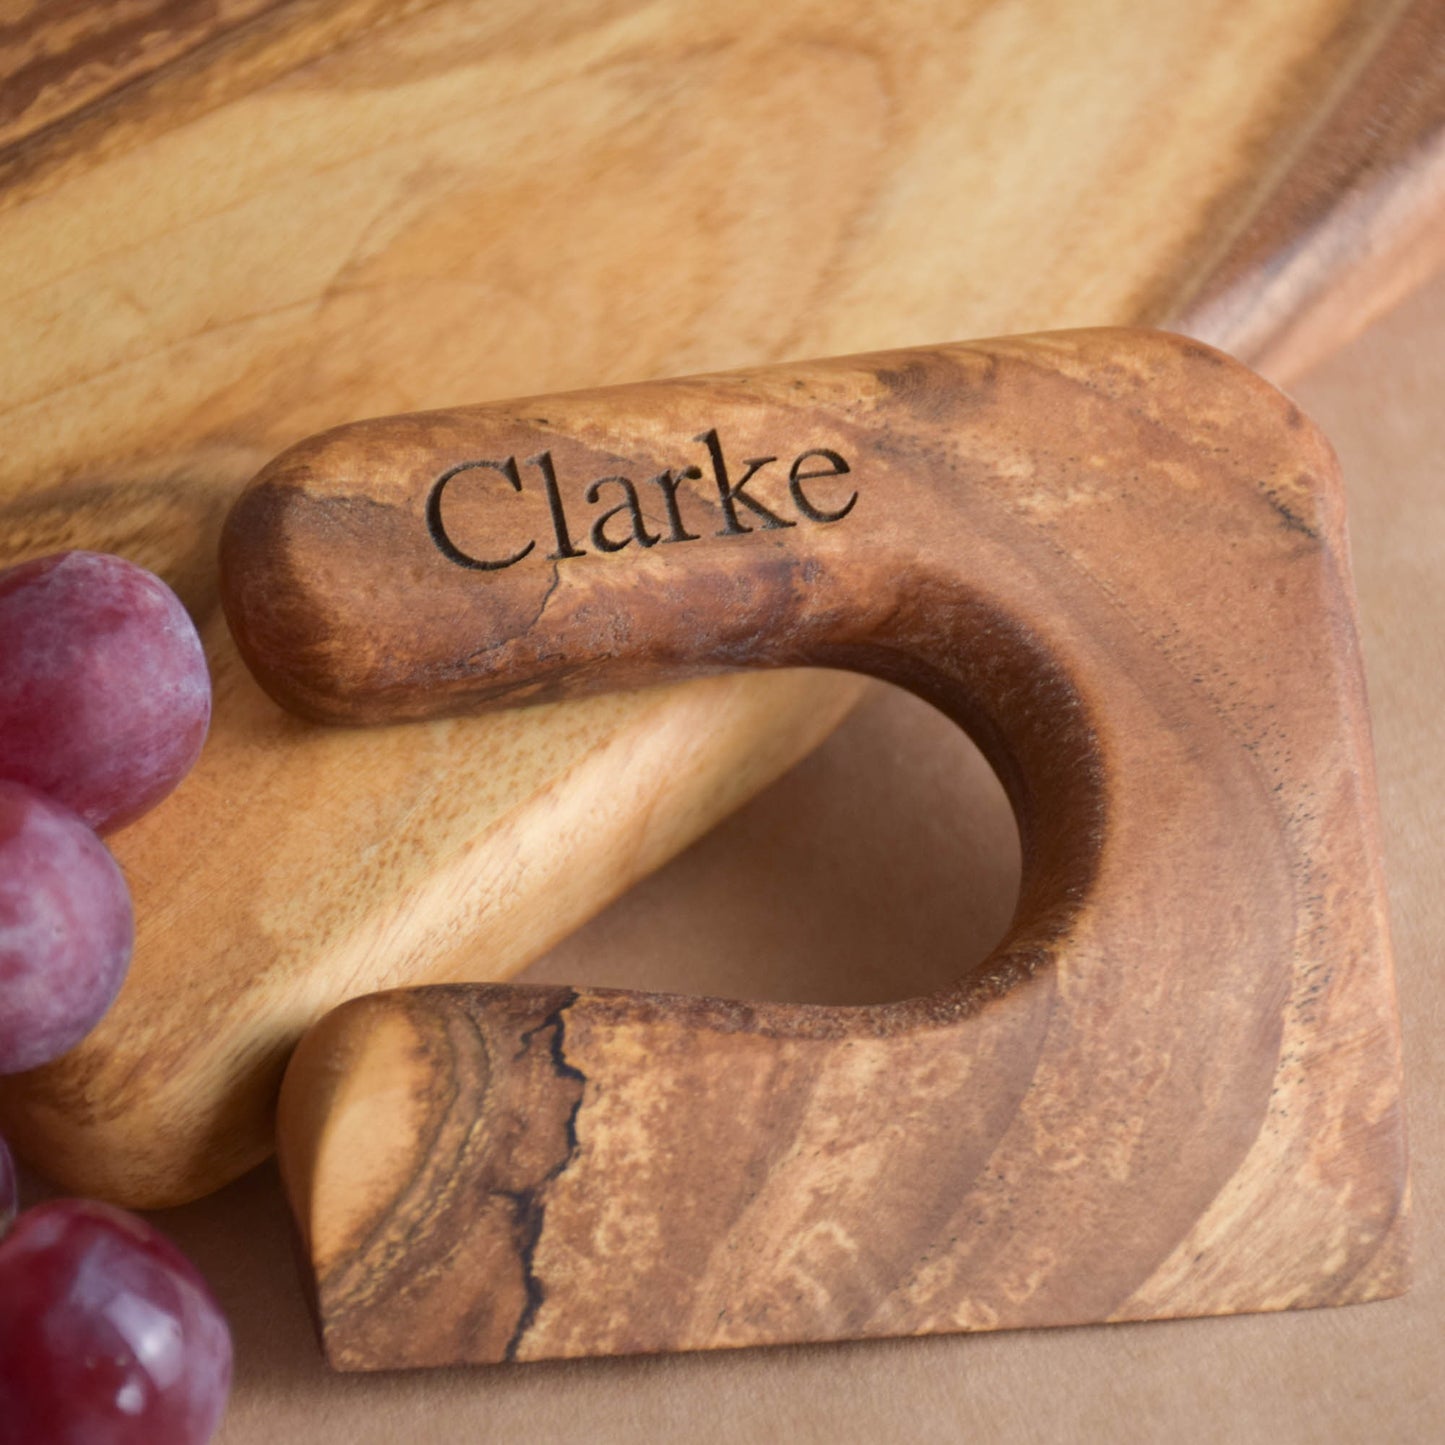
0,1198,232,1445
0,1135,14,1236
0,551,211,835
0,780,134,1074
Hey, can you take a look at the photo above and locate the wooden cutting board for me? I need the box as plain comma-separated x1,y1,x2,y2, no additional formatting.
0,0,1441,1209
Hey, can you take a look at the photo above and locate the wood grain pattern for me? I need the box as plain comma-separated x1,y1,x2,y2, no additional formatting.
1164,0,1445,380
265,331,1405,1367
0,0,444,201
0,0,280,155
0,0,1440,1209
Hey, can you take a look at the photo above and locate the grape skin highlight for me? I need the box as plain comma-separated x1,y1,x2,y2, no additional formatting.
0,781,134,1075
0,551,211,835
0,1198,232,1444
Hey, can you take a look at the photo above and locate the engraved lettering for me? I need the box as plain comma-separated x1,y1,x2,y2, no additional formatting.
586,476,661,553
789,449,857,523
528,450,587,560
428,430,858,573
694,429,795,535
426,458,536,571
647,466,703,544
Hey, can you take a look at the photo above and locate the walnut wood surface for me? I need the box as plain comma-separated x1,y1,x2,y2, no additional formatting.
0,0,1441,1210
262,330,1405,1368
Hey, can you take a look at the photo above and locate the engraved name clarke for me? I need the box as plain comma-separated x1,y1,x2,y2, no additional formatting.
426,428,857,570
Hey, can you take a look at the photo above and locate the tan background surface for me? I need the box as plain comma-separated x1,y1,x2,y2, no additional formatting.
70,268,1435,1441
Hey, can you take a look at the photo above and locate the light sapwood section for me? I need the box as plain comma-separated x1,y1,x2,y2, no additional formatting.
0,0,1440,1207
269,331,1404,1366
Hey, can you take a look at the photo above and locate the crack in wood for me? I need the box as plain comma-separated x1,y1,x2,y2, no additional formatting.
503,990,585,1361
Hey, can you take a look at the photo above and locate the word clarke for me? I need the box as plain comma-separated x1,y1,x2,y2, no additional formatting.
427,429,857,570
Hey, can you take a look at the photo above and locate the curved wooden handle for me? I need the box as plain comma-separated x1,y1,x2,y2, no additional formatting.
238,330,1405,1369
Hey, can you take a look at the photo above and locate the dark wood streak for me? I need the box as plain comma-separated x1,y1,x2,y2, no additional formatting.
292,984,585,1369
0,0,281,155
0,0,445,208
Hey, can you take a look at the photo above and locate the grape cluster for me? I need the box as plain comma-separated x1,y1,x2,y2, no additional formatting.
0,552,231,1444
0,551,210,1077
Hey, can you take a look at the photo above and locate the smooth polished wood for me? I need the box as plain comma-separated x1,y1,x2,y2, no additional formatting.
265,330,1405,1368
32,269,1434,1445
2,0,1441,1210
